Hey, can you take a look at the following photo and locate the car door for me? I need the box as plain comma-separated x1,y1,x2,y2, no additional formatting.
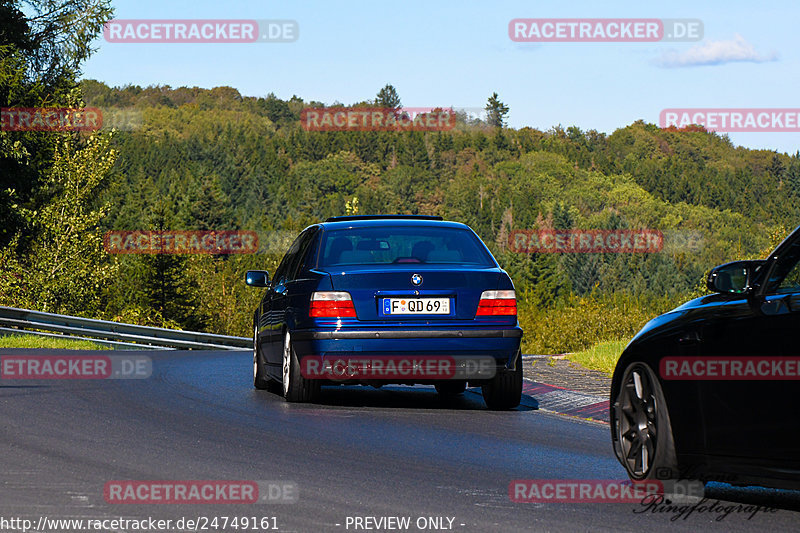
264,228,317,366
698,238,800,462
260,235,300,368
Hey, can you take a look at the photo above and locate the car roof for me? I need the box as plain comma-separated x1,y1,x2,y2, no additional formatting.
318,216,471,231
325,215,443,222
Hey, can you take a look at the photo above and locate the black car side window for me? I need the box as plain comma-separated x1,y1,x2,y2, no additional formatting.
285,230,314,282
769,242,800,294
271,258,289,287
776,261,800,294
278,227,320,284
273,233,304,287
290,229,319,281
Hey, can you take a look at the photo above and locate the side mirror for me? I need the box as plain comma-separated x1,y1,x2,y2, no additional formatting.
707,260,764,294
245,270,270,287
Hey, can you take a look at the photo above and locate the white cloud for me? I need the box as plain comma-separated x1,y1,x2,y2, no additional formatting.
654,34,778,67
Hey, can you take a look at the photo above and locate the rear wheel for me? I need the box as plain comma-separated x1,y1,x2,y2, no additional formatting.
253,325,270,390
435,380,467,397
613,362,677,480
282,331,320,403
482,354,522,410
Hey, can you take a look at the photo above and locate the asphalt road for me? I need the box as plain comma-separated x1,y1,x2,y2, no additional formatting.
1,349,799,533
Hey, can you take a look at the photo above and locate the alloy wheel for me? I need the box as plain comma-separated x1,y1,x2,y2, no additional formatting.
616,364,659,478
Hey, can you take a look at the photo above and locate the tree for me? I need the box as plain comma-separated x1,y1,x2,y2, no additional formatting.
0,128,119,315
787,151,800,198
486,92,509,128
375,84,401,110
263,93,295,125
1,0,114,247
399,131,430,168
2,0,112,84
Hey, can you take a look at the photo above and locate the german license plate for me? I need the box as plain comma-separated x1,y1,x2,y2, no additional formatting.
382,298,450,315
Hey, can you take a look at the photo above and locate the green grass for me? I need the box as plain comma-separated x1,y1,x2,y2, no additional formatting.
517,291,683,357
0,334,109,350
566,339,630,376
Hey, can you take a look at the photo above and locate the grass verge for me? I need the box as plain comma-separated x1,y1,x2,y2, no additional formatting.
0,334,109,350
566,339,629,376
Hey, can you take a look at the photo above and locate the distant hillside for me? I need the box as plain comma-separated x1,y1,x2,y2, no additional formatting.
83,79,799,292
6,78,780,348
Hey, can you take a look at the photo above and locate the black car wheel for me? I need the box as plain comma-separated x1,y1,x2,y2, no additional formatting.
282,331,320,403
435,380,467,397
482,353,522,410
253,325,270,390
614,361,678,480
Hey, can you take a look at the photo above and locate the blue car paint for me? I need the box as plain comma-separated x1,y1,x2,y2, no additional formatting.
254,218,523,383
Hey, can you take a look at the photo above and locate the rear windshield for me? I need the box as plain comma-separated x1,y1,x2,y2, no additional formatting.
317,226,495,267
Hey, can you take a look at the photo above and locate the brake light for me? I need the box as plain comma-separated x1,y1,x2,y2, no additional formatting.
310,291,357,318
476,290,517,316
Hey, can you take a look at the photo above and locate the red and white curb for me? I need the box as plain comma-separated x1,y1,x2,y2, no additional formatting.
521,380,609,423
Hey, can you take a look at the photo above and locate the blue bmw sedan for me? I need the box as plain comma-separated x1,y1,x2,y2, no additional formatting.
246,215,523,409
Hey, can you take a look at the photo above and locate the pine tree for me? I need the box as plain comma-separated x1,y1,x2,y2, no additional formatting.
375,84,401,110
486,92,509,128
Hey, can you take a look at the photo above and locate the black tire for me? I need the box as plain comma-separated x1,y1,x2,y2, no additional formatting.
435,380,467,397
281,331,320,403
613,361,678,481
253,325,270,390
481,354,522,410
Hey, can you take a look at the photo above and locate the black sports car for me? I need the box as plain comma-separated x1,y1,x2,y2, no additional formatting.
611,224,800,489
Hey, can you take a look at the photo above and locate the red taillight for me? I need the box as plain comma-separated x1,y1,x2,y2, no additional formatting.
309,292,357,318
476,290,517,316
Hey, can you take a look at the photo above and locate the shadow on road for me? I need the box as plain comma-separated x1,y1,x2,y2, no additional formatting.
257,385,539,411
704,482,800,513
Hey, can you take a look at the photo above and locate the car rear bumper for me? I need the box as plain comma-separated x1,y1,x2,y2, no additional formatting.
291,326,523,374
293,328,522,340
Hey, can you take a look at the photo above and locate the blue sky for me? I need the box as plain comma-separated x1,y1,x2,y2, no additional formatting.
81,0,800,154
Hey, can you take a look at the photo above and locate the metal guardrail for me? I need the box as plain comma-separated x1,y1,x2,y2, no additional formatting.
0,306,251,350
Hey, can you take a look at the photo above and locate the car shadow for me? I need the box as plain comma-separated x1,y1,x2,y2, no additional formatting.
704,482,800,513
305,385,538,411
